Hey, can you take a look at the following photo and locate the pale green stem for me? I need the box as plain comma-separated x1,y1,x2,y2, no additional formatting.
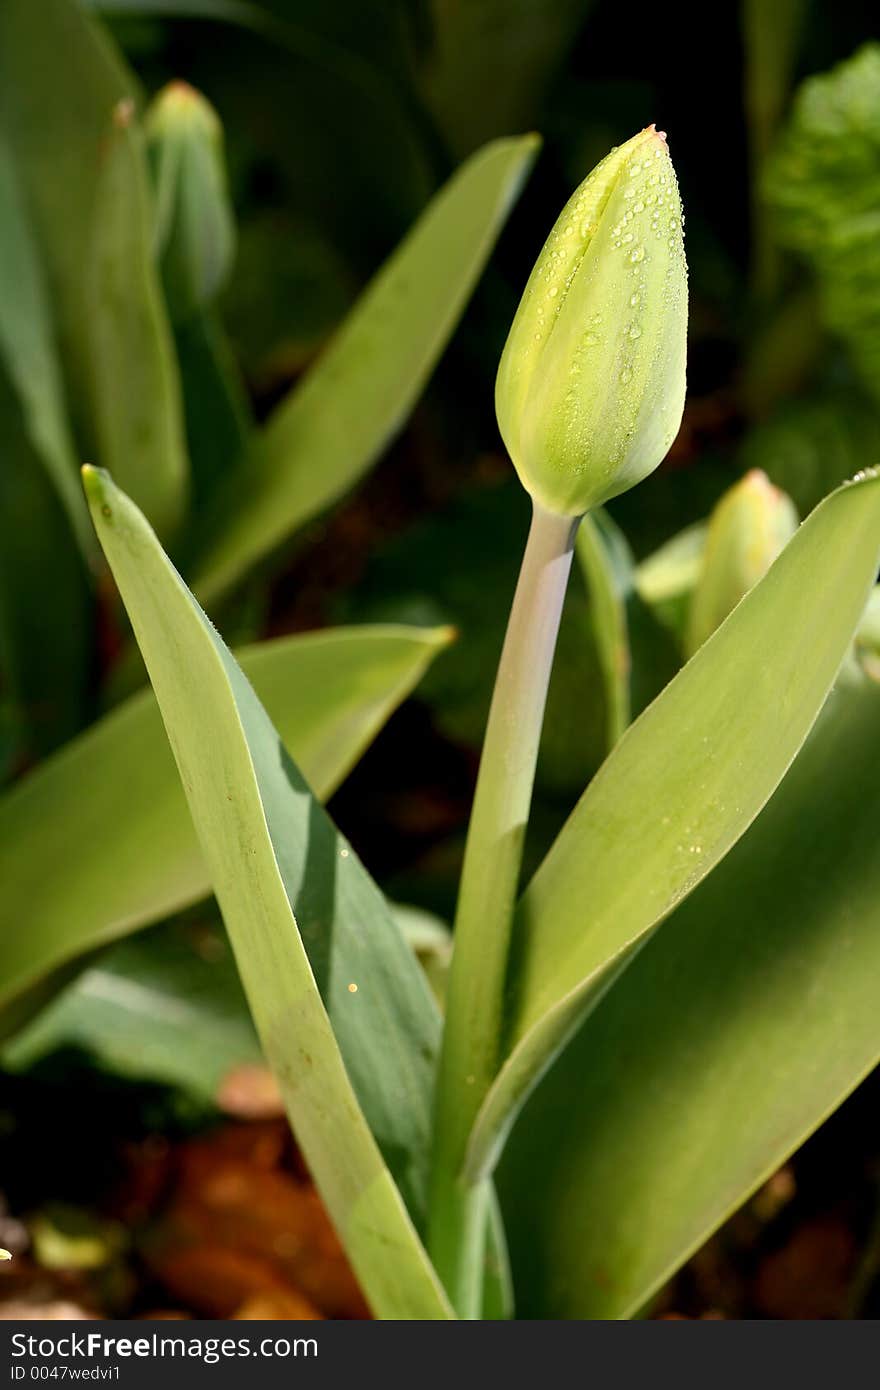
428,499,579,1316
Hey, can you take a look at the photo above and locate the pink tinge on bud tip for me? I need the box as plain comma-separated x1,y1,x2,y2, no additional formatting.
166,79,199,101
112,98,135,129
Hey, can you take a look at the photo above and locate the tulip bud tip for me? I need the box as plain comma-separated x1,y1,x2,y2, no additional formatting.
495,126,688,516
112,97,135,130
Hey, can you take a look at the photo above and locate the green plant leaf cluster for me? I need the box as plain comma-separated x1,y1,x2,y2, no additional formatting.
5,0,880,1326
767,44,880,402
0,0,537,775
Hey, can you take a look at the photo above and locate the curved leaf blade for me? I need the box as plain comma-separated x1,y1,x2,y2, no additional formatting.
467,470,880,1179
86,104,189,535
0,0,188,536
190,134,540,603
0,624,451,1016
83,466,451,1319
0,138,94,563
500,668,880,1316
0,378,91,768
575,509,633,749
3,921,261,1104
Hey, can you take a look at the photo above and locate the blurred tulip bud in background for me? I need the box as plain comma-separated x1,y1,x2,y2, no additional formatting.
146,81,235,322
496,126,688,518
686,469,799,656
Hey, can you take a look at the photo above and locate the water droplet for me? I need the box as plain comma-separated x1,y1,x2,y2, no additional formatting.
629,245,645,263
620,367,632,384
629,325,642,339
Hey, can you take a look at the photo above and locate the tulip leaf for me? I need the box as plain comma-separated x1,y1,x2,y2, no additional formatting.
0,623,452,1024
0,0,139,356
635,521,708,605
766,43,880,402
465,470,880,1181
741,0,806,294
190,134,540,603
0,0,188,536
2,920,261,1105
423,0,593,157
83,466,452,1319
0,375,91,771
575,509,633,749
500,666,880,1316
85,106,189,536
174,313,252,503
0,138,94,564
742,0,806,164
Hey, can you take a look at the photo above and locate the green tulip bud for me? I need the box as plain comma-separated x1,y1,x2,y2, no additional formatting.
496,126,688,517
686,469,798,655
146,81,235,321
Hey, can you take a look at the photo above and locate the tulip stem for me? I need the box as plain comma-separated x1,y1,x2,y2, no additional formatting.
428,499,579,1316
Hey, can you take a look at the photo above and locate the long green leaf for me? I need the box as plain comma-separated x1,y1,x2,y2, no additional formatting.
0,624,451,1019
85,104,189,535
500,665,880,1316
83,466,451,1319
575,509,633,749
0,138,94,563
423,0,592,157
0,0,188,535
0,375,91,768
465,470,880,1180
3,920,261,1104
635,520,706,608
190,134,539,603
174,312,252,503
742,0,806,295
0,0,138,351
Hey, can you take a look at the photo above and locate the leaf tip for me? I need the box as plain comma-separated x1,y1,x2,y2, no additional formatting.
81,464,114,517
